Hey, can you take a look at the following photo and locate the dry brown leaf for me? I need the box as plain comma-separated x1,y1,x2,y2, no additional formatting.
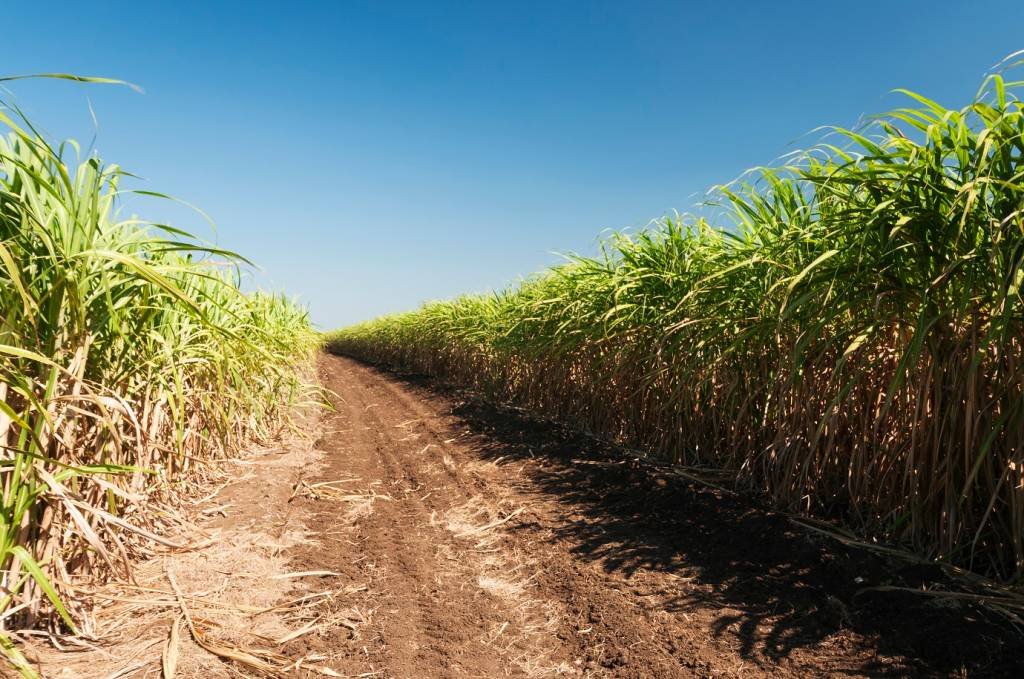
161,615,181,678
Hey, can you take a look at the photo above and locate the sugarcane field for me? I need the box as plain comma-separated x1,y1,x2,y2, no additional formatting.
2,3,1024,677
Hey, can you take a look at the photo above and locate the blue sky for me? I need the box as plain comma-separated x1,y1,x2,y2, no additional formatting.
3,1,1023,327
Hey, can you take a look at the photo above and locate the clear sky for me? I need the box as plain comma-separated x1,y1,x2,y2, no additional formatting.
3,1,1023,328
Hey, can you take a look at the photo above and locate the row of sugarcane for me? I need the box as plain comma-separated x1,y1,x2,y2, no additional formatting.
329,64,1024,584
0,77,318,672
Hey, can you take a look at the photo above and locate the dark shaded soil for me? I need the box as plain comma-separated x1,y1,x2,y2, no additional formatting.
290,354,1024,677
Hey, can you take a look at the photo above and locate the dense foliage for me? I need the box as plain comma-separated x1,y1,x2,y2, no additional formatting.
330,68,1024,583
0,81,317,662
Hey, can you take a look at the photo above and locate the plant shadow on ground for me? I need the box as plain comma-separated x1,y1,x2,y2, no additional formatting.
363,363,1024,678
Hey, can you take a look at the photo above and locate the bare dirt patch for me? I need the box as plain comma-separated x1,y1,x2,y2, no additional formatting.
300,354,1024,678
24,354,1024,677
284,356,572,678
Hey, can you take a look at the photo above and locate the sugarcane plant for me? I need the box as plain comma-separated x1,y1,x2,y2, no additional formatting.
328,57,1024,584
0,77,318,674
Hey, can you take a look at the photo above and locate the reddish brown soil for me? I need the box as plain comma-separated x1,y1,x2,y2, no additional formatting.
287,354,1024,678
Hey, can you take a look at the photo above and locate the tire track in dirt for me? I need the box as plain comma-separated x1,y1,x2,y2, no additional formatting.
286,354,1024,678
286,356,566,677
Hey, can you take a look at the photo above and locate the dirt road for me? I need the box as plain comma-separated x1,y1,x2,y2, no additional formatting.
283,354,1023,678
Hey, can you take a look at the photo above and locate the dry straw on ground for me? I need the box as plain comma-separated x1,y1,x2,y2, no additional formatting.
19,411,376,679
